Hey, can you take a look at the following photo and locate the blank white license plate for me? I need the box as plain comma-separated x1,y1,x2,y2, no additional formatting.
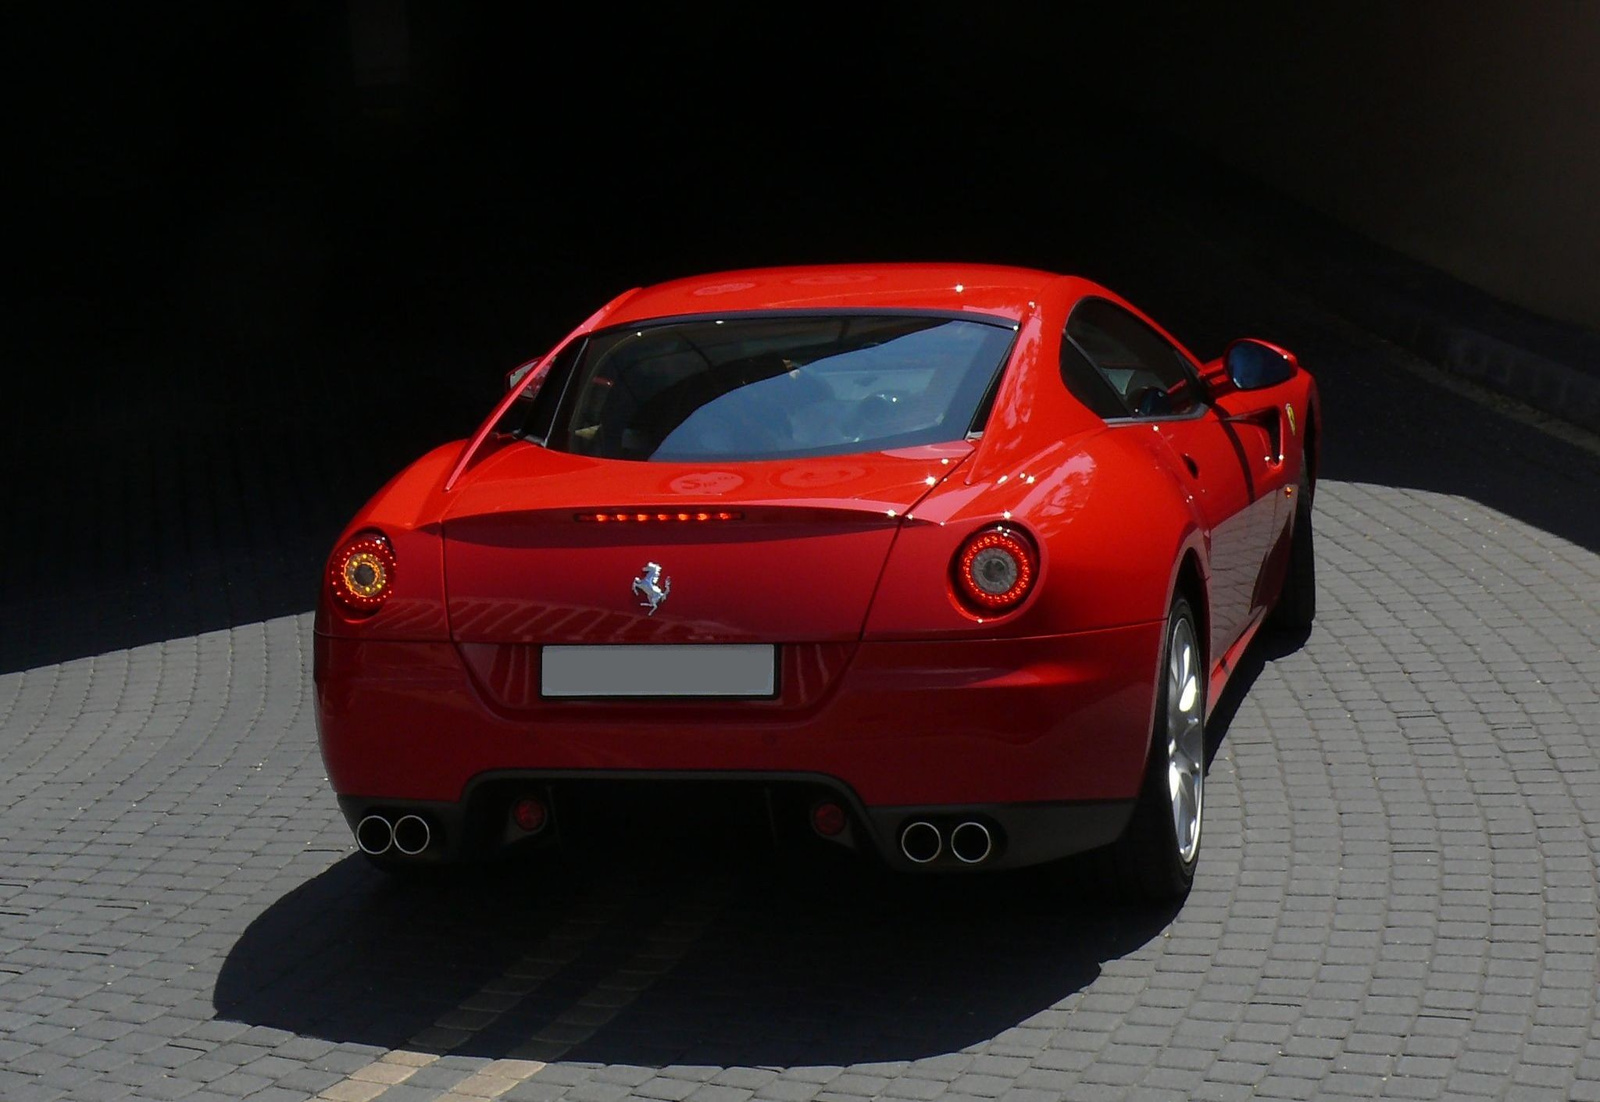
541,644,777,698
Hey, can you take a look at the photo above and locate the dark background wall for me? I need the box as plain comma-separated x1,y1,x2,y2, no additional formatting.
15,5,1127,435
1068,0,1600,331
15,3,1597,428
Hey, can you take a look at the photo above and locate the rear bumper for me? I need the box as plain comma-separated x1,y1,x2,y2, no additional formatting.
338,777,1135,873
316,624,1162,866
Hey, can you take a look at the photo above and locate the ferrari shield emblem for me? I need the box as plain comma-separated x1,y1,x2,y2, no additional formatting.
1286,402,1297,436
632,562,672,615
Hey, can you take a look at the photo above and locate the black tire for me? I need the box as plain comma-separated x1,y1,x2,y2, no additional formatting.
1116,597,1204,902
1269,456,1316,630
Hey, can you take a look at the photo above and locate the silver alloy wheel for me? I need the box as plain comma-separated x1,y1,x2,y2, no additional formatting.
1166,615,1205,865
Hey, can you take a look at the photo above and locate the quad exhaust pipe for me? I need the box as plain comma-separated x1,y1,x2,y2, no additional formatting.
950,821,993,864
392,814,431,856
356,814,393,855
900,820,942,863
898,819,994,865
355,813,432,857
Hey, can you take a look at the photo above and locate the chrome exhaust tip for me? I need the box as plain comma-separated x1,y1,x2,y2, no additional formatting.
950,821,993,864
899,820,942,864
392,814,432,856
356,814,394,856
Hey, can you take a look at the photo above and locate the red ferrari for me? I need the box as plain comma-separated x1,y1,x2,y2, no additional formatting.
315,264,1319,899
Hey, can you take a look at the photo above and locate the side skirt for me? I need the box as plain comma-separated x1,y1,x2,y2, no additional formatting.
1207,606,1269,718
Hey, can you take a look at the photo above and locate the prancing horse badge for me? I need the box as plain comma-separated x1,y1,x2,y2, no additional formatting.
632,562,671,615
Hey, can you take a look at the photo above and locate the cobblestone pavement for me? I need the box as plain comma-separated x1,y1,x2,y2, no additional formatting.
3,284,1599,1100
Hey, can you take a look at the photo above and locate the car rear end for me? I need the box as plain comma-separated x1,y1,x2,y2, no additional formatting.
315,289,1164,871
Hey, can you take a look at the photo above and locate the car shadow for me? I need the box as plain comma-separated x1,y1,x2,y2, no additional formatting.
213,843,1179,1066
211,620,1286,1066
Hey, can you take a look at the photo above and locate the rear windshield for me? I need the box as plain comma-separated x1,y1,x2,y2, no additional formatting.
510,314,1017,461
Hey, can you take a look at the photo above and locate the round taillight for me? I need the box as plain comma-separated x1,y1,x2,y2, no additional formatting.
329,533,396,614
953,525,1038,614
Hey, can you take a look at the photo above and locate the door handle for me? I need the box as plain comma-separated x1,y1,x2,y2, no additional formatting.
1182,454,1200,478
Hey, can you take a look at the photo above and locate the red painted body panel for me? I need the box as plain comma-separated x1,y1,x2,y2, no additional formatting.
316,623,1162,807
605,263,1048,327
439,444,971,644
313,263,1321,865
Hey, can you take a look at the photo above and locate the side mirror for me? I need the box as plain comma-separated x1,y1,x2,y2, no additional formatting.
1223,339,1297,391
505,361,534,391
504,358,542,403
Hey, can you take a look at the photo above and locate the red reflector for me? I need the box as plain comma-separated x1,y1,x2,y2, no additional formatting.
576,510,743,523
512,797,547,833
811,802,847,837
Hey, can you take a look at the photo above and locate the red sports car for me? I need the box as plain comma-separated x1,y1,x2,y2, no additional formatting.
314,264,1319,899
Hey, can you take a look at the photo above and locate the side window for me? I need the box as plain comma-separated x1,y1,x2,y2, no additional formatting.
1066,299,1200,418
1060,329,1130,419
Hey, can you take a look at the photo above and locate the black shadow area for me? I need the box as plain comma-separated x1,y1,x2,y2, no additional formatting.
214,846,1176,1067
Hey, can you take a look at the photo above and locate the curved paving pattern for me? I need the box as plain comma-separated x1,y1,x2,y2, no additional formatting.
3,338,1599,1100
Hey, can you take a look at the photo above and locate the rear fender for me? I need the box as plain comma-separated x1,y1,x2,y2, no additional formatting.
864,430,1200,640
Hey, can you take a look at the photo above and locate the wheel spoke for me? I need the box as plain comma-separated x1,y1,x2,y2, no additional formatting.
1165,616,1205,866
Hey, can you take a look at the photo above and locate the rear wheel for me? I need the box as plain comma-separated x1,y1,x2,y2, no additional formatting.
1117,597,1205,902
1270,453,1316,629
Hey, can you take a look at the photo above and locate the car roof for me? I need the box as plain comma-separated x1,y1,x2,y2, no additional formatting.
605,263,1094,325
